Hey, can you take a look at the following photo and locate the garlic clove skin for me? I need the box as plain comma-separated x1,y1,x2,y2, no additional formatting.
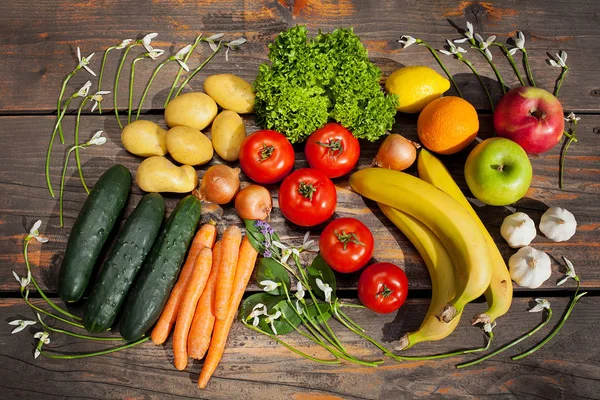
500,212,536,248
539,207,577,242
509,246,552,289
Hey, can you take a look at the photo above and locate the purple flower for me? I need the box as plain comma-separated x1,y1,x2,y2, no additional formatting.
263,249,272,258
255,220,275,236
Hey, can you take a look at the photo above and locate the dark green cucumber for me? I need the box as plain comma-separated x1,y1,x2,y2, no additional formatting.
83,193,165,332
59,165,131,303
119,195,201,341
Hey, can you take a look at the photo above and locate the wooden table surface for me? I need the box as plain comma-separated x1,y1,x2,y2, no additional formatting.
1,1,599,399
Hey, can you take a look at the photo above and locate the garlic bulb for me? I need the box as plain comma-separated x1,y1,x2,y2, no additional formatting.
500,212,536,248
509,246,552,288
539,207,576,242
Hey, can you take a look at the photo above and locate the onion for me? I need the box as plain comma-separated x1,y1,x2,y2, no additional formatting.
197,164,240,204
235,184,272,220
373,134,419,171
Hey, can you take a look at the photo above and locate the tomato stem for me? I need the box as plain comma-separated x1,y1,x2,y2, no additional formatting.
259,143,275,161
316,139,344,157
377,284,393,299
334,230,365,251
298,181,317,201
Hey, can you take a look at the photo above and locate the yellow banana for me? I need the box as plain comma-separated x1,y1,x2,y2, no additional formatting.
417,149,513,325
349,168,492,322
379,204,462,350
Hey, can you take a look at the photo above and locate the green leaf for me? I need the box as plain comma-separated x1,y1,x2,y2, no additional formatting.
269,299,302,335
237,293,300,336
244,219,266,254
256,258,291,295
238,293,283,321
307,254,337,301
303,300,332,325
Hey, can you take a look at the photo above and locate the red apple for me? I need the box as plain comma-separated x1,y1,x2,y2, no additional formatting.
494,87,564,154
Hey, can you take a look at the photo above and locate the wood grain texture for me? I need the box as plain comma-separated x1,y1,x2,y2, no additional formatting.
1,297,598,399
1,114,598,294
0,0,599,113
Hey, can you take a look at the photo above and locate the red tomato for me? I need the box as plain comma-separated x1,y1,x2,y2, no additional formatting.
319,218,374,273
278,168,337,227
305,123,360,178
239,130,295,184
358,262,408,314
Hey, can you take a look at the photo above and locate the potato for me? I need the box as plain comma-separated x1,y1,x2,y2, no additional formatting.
204,74,255,114
164,92,217,130
136,156,197,193
211,110,246,161
166,126,213,166
121,120,167,157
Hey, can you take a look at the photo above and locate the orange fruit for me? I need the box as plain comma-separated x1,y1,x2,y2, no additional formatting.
417,96,479,155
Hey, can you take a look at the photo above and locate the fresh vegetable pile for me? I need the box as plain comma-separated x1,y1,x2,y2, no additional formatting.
10,20,587,392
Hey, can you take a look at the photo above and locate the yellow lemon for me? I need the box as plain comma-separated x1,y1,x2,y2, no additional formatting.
385,66,451,113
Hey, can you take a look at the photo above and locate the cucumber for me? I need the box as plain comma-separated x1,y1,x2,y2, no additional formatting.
119,195,201,341
58,165,131,303
83,193,165,333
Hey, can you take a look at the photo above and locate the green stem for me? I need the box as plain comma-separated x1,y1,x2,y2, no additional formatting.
37,318,120,341
136,59,169,121
128,55,146,125
46,96,74,197
22,290,84,329
456,308,553,368
165,35,203,107
493,42,526,86
472,43,507,94
522,49,536,87
511,285,586,360
23,239,82,321
74,97,90,194
114,44,137,129
41,337,149,359
418,40,463,98
338,302,365,309
56,71,77,144
174,43,223,98
97,46,116,114
460,57,494,111
554,66,569,98
559,122,577,189
243,322,340,364
60,145,88,227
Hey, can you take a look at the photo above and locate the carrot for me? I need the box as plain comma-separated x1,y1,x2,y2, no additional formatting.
198,237,258,388
188,240,222,360
151,221,217,345
173,247,213,371
214,225,242,320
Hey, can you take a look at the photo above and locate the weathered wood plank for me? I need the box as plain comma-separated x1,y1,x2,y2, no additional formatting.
0,0,599,113
0,114,598,294
0,296,598,399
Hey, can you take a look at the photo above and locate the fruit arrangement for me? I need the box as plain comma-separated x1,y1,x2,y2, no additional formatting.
11,23,586,390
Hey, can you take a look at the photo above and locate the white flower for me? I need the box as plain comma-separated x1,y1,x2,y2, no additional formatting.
147,49,165,60
397,35,417,48
206,33,225,42
439,39,467,56
209,42,219,52
454,21,474,43
116,39,133,49
33,331,50,359
557,257,577,286
248,303,267,326
8,319,36,334
299,231,319,252
76,47,96,76
565,112,580,123
548,50,568,68
509,31,526,55
295,281,305,300
27,220,49,243
89,91,111,112
259,280,279,292
474,33,496,61
482,321,496,333
264,310,282,335
87,130,107,146
315,278,332,303
75,81,92,98
529,298,551,313
173,44,192,71
224,38,247,62
295,300,303,315
12,270,31,289
272,241,299,264
141,32,158,52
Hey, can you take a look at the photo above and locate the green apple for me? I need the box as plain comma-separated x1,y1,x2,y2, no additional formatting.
464,138,532,206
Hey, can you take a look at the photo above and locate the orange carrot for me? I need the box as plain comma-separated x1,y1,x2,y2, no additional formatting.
188,240,222,360
214,225,242,320
173,247,213,371
151,221,217,345
198,237,258,388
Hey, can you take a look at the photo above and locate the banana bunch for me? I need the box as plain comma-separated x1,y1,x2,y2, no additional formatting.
350,151,511,349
